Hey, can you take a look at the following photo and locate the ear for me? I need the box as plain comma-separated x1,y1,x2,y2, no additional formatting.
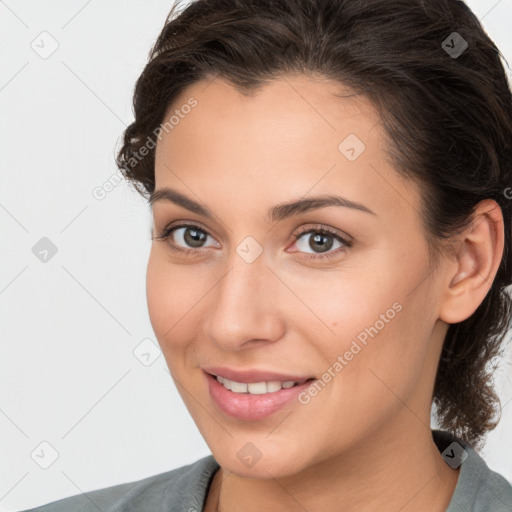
439,199,504,324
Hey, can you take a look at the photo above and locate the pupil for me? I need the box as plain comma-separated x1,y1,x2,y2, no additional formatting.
184,228,206,248
310,233,333,253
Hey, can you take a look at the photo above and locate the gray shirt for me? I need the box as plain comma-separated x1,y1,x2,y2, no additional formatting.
19,430,512,511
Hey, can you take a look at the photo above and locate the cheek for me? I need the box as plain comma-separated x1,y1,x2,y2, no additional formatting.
326,285,435,422
285,264,401,349
145,249,200,350
299,261,430,394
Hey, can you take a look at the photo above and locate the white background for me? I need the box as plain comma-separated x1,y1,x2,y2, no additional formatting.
1,1,511,510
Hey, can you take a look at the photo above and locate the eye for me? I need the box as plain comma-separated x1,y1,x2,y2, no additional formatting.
153,222,352,261
153,223,219,255
288,224,352,260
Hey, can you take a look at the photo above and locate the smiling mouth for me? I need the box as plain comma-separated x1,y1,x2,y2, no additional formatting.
205,371,317,420
212,374,315,394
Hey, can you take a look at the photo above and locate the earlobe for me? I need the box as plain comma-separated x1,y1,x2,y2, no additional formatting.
439,199,504,324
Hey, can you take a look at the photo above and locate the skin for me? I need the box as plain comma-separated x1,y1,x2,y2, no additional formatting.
146,74,504,512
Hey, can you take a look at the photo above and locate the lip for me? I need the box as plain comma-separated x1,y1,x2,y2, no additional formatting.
202,366,314,383
204,370,316,421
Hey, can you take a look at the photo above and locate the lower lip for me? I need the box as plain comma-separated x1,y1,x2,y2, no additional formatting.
205,372,315,421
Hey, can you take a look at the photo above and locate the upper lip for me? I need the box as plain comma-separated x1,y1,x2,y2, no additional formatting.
202,366,315,383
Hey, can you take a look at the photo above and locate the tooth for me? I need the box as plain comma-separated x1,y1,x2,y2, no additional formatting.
217,376,303,393
247,382,268,394
230,381,248,393
217,376,231,389
266,381,282,393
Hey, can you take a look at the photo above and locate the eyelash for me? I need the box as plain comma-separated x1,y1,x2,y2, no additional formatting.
154,222,353,261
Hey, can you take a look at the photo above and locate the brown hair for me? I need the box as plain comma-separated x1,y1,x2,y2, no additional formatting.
116,0,512,449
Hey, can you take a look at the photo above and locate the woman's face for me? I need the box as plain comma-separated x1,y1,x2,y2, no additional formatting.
147,74,449,478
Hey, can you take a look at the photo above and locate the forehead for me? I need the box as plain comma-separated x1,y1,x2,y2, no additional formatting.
159,74,381,142
153,74,422,224
155,74,383,173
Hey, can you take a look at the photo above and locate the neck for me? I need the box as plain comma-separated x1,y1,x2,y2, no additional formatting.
207,421,460,512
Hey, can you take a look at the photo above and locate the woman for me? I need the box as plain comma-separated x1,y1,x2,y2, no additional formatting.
22,0,512,510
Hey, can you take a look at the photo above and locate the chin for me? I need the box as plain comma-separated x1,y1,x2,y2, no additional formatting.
211,440,313,480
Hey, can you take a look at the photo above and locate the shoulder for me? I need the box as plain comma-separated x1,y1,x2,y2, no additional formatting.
18,455,220,512
459,448,512,512
433,430,512,512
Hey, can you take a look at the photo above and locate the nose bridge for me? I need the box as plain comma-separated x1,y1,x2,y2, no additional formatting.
205,245,284,350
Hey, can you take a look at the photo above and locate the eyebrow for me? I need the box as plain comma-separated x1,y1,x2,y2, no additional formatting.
149,187,376,222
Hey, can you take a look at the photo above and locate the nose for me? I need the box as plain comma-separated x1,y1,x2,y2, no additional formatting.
205,252,286,352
